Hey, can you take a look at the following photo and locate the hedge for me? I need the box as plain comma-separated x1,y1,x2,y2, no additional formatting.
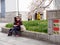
5,20,48,33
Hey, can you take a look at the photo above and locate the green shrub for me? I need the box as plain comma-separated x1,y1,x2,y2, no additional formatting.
23,20,48,33
5,20,48,33
5,23,13,28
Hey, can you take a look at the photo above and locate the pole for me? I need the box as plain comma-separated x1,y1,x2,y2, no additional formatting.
17,0,19,15
1,0,5,18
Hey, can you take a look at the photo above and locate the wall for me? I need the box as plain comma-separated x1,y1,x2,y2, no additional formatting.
55,0,60,9
43,0,56,20
45,0,60,10
47,10,60,34
2,27,60,44
0,0,18,12
48,0,55,10
19,11,28,21
0,0,1,12
49,0,60,10
5,0,18,12
0,11,17,23
0,0,18,22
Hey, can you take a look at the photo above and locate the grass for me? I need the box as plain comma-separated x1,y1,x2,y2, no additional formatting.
5,20,48,33
5,23,13,28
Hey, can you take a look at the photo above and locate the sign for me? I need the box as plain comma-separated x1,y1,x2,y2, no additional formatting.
53,19,60,34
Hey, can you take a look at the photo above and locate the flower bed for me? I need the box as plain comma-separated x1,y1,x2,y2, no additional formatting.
5,20,48,33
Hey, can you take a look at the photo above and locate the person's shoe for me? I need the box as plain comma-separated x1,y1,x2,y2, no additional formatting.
8,34,12,36
8,32,12,36
16,35,20,37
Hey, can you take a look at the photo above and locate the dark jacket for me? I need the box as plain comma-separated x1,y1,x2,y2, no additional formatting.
14,20,23,31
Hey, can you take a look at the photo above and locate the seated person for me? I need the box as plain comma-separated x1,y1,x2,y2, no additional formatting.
8,16,23,36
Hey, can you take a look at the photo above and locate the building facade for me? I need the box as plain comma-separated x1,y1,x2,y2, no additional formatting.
0,0,60,22
44,0,60,19
29,0,60,20
0,0,18,22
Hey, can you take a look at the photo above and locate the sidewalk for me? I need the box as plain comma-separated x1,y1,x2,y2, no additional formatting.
0,23,7,27
0,23,7,31
0,32,58,45
0,23,58,45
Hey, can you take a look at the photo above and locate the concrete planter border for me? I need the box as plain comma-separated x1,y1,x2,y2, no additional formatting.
1,27,60,44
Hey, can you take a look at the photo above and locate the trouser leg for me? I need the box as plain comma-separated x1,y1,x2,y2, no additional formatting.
8,29,13,36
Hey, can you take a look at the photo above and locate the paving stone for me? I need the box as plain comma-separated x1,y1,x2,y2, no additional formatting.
0,23,58,45
0,32,57,45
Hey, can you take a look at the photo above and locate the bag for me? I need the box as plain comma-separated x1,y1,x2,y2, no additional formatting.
8,29,12,36
8,32,12,36
20,25,26,31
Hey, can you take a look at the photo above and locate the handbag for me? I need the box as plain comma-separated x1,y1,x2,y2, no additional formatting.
20,25,26,31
